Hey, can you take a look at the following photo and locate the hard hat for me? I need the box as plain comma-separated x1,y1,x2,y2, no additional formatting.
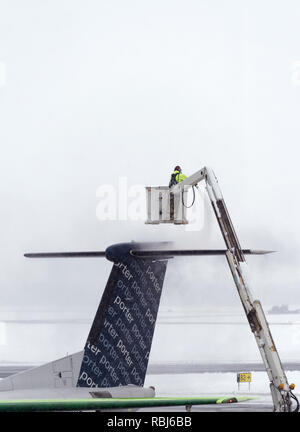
174,165,181,172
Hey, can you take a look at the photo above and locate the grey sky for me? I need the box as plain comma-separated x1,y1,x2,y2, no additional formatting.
0,1,300,310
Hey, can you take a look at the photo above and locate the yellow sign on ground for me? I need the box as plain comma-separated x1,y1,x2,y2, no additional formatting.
237,373,252,383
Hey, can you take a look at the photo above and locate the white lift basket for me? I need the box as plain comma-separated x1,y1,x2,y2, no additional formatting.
145,186,189,224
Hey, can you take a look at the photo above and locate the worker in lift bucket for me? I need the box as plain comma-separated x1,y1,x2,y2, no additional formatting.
168,166,187,188
168,166,187,222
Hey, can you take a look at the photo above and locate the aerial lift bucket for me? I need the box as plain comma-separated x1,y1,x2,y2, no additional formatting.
145,186,189,225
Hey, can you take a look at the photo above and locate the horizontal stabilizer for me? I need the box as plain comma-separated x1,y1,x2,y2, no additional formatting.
131,249,275,257
24,252,106,258
0,396,256,412
24,249,275,259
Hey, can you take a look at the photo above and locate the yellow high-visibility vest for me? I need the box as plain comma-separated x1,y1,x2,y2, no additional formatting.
171,170,187,183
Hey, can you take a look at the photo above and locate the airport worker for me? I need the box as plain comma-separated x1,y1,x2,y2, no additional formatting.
169,166,187,188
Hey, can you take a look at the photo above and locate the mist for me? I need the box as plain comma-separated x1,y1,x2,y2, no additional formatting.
0,0,300,316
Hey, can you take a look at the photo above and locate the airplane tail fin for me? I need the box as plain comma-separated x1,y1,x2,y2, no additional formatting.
77,242,168,388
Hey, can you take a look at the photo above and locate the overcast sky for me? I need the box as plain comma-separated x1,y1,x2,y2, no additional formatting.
0,0,300,311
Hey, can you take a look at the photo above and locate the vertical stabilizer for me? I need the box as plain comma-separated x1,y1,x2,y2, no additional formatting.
77,243,167,388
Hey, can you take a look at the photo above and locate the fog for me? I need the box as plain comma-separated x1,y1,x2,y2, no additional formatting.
0,0,300,315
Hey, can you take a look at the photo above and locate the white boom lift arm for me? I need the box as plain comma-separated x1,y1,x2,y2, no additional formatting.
172,166,298,412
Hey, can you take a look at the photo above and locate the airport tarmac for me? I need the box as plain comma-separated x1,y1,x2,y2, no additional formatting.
140,401,273,412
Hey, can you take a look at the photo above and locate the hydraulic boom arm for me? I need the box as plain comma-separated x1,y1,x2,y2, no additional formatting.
172,166,298,412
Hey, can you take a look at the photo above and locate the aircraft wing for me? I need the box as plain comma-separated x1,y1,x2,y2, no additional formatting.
0,396,255,412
